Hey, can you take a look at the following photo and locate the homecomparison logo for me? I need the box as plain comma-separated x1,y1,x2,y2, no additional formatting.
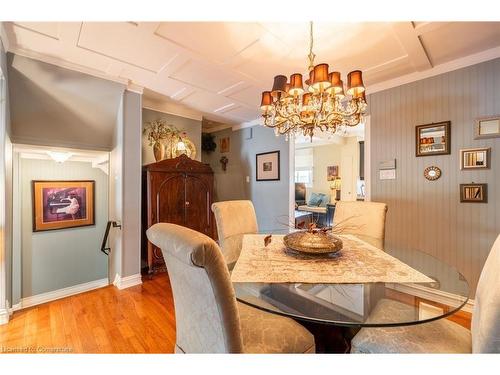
1,346,73,353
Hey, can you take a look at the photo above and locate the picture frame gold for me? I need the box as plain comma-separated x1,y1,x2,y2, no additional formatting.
460,147,490,170
220,136,230,153
32,180,95,232
415,121,451,157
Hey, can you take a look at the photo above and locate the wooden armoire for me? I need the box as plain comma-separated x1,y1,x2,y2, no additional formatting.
142,154,216,275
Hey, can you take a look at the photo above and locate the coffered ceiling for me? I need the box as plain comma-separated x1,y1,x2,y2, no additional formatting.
2,21,500,126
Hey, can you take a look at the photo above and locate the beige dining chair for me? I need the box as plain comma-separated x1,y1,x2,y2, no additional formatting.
333,201,388,250
211,200,259,268
146,223,315,354
350,234,500,353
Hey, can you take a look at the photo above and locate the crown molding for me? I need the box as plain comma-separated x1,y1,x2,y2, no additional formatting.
142,96,203,122
232,118,261,131
7,46,129,87
368,45,500,94
126,82,144,94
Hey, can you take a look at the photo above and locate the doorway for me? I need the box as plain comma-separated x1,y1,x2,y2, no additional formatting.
290,118,368,229
11,144,110,309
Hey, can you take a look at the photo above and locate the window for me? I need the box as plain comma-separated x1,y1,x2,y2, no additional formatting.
295,147,313,188
295,168,313,186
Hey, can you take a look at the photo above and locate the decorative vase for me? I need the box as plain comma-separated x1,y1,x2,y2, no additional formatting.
153,141,165,161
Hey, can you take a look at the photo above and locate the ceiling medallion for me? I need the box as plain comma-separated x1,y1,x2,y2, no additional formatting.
260,21,367,140
424,166,442,181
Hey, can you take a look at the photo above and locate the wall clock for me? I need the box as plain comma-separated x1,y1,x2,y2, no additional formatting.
424,166,442,181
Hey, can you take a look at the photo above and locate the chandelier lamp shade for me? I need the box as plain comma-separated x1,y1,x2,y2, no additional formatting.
260,22,367,139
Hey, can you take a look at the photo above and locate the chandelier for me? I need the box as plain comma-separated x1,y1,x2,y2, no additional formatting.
260,22,367,139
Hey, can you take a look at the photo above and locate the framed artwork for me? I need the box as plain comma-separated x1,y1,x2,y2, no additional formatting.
220,136,230,153
416,121,451,157
327,165,339,181
474,115,500,139
256,151,280,181
32,180,95,232
460,183,487,203
460,147,490,170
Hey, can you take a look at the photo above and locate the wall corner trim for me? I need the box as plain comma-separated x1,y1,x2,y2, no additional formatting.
113,273,142,290
11,278,109,312
0,307,9,325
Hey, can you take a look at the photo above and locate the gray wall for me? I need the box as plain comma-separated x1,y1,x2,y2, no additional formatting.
8,54,124,151
17,158,108,299
142,108,202,164
203,125,290,233
369,57,500,295
121,90,142,278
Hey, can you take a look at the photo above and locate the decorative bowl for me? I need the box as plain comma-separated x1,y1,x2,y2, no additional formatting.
283,230,343,255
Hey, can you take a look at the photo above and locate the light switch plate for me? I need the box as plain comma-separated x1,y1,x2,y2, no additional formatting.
379,169,396,180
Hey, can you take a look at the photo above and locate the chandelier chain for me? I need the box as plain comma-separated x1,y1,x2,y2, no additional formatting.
308,21,315,71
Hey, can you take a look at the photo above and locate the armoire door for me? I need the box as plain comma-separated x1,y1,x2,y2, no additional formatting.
156,174,185,225
185,174,211,236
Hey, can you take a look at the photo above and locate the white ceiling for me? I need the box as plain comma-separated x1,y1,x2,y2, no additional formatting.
2,21,500,126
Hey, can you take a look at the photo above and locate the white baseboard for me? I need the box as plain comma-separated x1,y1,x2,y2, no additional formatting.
0,308,9,325
113,273,142,290
12,278,109,312
387,283,475,314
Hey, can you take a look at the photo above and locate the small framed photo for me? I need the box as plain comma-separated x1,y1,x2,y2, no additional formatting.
256,151,280,181
32,180,95,232
474,115,500,139
460,183,487,203
327,165,339,181
460,148,490,170
219,137,230,153
416,121,451,157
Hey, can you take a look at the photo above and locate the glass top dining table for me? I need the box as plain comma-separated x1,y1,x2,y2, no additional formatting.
232,234,470,328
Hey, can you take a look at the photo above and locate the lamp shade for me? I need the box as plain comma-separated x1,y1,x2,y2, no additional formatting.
312,63,331,91
302,93,312,110
271,75,288,97
336,80,345,99
260,91,273,111
354,90,366,102
326,72,343,95
289,73,304,96
347,70,365,96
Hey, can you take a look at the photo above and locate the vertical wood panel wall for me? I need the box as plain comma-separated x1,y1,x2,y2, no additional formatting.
369,58,500,295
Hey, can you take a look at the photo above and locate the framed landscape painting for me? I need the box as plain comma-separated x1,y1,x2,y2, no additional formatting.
32,180,95,232
256,151,280,181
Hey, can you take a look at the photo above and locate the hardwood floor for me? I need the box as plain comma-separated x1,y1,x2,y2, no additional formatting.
0,273,176,353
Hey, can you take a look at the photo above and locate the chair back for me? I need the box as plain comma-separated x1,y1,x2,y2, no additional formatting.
333,201,388,249
146,223,243,353
211,200,259,265
472,234,500,353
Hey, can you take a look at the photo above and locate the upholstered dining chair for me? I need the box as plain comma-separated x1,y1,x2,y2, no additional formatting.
350,234,500,353
333,201,388,250
146,223,315,354
211,200,259,268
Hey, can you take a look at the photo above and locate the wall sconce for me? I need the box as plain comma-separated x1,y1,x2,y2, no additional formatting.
220,156,228,171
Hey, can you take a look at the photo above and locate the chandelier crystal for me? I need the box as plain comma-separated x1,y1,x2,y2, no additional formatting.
260,22,367,139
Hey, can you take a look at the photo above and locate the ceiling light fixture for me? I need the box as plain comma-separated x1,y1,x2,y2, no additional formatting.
260,21,367,139
47,151,73,163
